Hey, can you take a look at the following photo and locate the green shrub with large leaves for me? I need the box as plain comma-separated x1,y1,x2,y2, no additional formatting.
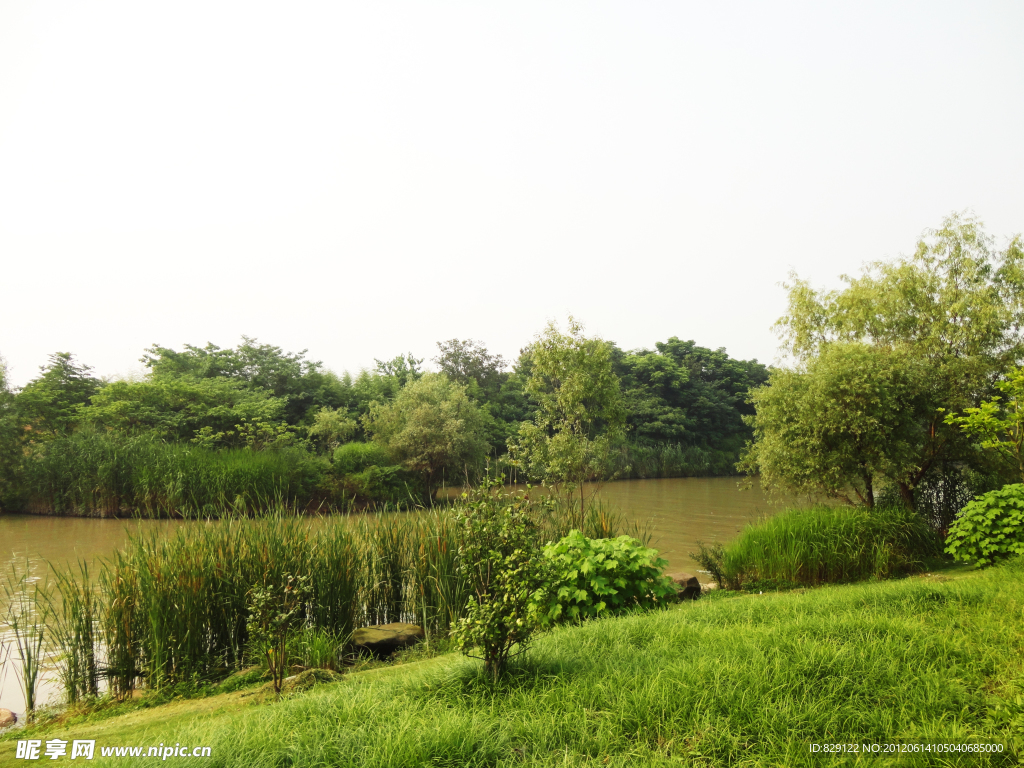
946,484,1024,566
533,531,676,625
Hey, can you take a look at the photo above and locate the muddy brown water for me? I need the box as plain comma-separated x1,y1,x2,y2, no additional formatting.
0,476,787,714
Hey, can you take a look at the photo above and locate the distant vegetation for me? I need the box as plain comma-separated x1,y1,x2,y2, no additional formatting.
0,328,767,516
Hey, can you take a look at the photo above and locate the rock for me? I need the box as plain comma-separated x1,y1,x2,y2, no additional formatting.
666,572,702,600
352,622,425,658
0,708,16,728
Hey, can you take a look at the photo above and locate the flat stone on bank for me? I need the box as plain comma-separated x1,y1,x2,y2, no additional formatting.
666,572,702,600
352,622,425,657
0,708,16,728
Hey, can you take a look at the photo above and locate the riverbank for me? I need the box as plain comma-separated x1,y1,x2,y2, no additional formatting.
2,559,1020,766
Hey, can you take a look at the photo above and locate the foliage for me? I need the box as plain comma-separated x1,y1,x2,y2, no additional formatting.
246,573,311,694
142,337,347,426
944,366,1024,481
509,317,626,519
945,484,1024,566
612,338,769,455
716,505,941,588
532,531,675,624
452,482,551,680
81,374,290,448
740,343,925,506
364,373,488,495
434,338,507,399
15,352,100,439
760,213,1024,508
307,407,357,454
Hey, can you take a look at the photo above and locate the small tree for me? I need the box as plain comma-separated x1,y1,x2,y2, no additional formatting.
739,343,925,507
246,574,310,694
363,373,488,497
509,317,625,524
452,481,550,681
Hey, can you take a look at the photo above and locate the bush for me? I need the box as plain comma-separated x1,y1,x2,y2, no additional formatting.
533,531,676,624
716,504,941,588
332,442,393,475
452,482,550,681
331,442,420,504
945,484,1024,566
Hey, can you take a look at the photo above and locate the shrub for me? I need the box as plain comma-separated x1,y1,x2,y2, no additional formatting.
332,442,393,475
533,531,676,624
452,482,550,681
945,484,1024,566
717,504,940,588
246,573,311,694
331,442,419,504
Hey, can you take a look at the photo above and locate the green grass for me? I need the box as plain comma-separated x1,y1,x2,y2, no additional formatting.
708,504,943,589
11,558,1020,767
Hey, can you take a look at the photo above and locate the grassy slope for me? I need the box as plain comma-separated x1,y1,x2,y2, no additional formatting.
4,562,1023,767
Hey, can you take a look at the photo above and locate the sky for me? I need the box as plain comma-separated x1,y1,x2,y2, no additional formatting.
1,1,1022,387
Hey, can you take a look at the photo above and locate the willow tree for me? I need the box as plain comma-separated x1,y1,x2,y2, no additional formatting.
508,317,625,523
745,213,1024,508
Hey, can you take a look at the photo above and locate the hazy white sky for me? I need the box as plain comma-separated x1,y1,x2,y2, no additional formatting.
1,1,1022,386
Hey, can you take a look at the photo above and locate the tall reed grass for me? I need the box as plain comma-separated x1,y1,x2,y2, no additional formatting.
2,565,48,720
24,431,325,517
41,490,633,702
699,504,942,589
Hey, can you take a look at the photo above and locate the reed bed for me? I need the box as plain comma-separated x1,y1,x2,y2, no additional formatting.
42,490,626,703
711,504,942,589
25,430,325,517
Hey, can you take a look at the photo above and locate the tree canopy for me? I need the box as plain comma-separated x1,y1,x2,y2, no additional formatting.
363,373,489,495
746,213,1024,506
509,318,625,514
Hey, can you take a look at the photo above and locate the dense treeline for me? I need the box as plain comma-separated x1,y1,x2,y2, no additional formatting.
0,332,767,516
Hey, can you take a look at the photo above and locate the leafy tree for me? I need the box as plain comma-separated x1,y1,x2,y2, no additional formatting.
943,366,1024,482
373,353,423,388
15,353,100,439
452,482,550,681
611,338,769,461
362,373,488,496
433,339,507,398
509,318,625,521
142,337,349,426
739,344,925,506
752,213,1024,507
80,376,289,448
